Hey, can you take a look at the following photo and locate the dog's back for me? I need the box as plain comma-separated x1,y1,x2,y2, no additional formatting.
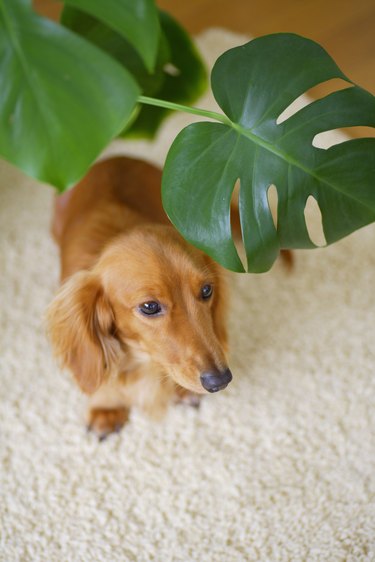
52,157,168,280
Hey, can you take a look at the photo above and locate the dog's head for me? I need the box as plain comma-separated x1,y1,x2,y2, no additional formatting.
47,225,232,395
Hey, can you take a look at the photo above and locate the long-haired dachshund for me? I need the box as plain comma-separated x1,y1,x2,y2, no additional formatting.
47,156,233,438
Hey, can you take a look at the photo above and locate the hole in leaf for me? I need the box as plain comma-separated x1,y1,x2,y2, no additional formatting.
277,78,353,125
163,63,181,77
313,126,375,149
267,184,278,229
304,196,326,247
230,179,246,267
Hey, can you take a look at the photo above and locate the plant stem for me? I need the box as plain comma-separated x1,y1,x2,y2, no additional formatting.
138,95,231,126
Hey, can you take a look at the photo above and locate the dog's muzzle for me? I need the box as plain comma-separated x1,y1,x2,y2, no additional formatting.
200,368,233,393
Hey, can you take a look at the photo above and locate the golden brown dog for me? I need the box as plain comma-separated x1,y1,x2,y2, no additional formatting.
47,156,233,438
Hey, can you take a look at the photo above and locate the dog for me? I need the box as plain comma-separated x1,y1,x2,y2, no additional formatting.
47,156,233,439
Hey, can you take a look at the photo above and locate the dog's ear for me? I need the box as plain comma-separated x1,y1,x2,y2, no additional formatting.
46,271,119,394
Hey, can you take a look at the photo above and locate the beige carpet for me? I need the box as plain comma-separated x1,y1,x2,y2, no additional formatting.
1,30,375,562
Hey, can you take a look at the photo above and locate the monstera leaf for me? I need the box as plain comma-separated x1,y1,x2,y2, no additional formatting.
62,0,160,72
162,34,375,273
0,0,139,190
61,6,169,97
61,7,207,139
123,11,207,139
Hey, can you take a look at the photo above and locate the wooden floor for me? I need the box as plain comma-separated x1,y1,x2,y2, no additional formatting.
35,0,375,137
160,0,375,93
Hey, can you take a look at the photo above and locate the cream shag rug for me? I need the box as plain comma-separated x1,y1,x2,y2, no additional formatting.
1,29,374,562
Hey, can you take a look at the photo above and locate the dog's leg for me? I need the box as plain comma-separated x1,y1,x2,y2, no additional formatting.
87,380,130,441
87,407,129,441
280,249,294,270
174,386,202,409
86,366,177,438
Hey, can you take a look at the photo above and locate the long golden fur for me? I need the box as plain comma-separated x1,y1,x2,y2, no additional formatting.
47,156,231,438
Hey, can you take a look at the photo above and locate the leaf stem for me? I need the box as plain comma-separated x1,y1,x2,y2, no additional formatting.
138,95,231,126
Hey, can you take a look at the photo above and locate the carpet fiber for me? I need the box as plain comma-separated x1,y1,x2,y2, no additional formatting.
1,30,374,562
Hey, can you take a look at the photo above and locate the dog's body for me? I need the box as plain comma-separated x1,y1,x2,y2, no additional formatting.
48,156,231,437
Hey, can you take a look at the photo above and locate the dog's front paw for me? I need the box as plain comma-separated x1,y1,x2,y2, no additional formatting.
87,407,129,441
175,389,201,409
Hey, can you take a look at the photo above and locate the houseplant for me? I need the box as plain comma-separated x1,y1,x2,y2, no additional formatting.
0,0,374,272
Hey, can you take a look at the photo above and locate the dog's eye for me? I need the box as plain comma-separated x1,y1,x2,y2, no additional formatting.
139,301,162,316
201,284,213,300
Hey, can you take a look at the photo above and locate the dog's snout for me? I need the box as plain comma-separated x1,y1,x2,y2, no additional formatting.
200,368,232,393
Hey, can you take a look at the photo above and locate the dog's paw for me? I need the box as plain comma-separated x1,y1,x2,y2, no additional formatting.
87,407,129,441
175,390,201,409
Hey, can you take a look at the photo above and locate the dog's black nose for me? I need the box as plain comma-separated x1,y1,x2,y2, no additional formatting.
200,368,232,393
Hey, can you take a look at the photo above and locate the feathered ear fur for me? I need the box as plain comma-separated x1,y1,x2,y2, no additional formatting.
46,271,120,394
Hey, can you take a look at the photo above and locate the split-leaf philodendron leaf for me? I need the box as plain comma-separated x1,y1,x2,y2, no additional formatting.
62,0,160,73
162,34,375,273
123,10,207,139
0,0,140,190
61,6,207,140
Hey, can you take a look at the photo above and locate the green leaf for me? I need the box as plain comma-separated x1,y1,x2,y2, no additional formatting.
123,11,207,139
61,6,169,96
62,0,160,72
0,0,139,190
162,34,375,273
61,7,207,139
